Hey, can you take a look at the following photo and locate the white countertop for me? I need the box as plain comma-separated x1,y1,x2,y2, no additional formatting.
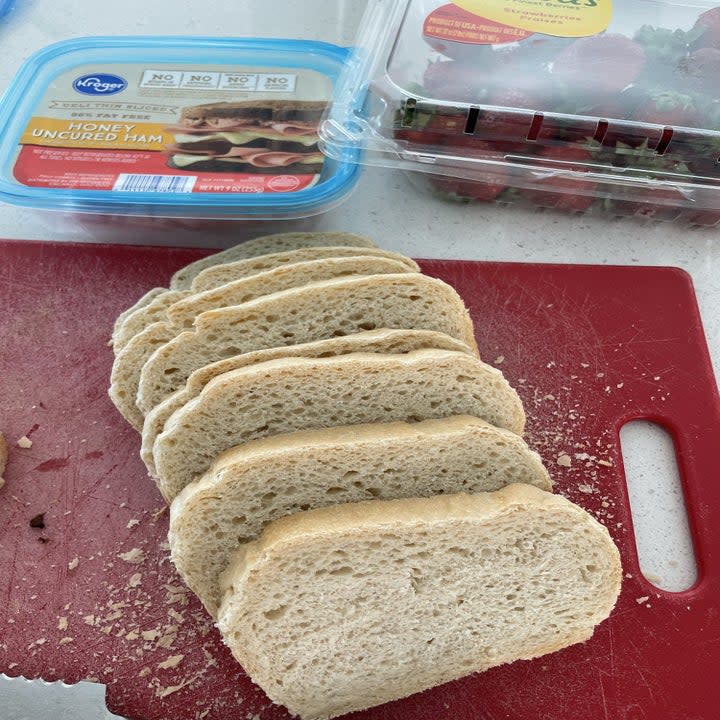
0,0,710,592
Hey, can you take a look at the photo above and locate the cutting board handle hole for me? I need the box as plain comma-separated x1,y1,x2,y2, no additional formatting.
620,420,697,592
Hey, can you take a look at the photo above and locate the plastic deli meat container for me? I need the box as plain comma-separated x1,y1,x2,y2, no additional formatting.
321,0,720,225
0,36,360,222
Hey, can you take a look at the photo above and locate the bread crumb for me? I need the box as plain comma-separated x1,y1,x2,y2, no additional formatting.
158,654,184,670
168,608,185,624
58,637,74,646
636,596,650,604
126,518,140,529
119,548,146,564
577,484,593,494
142,629,160,641
128,573,142,588
17,436,32,449
556,453,572,467
125,631,139,641
157,626,178,649
597,459,613,467
83,614,96,626
68,557,79,571
494,355,504,364
57,617,68,631
139,667,151,678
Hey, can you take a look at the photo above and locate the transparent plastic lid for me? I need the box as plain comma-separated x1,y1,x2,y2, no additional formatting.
321,0,720,210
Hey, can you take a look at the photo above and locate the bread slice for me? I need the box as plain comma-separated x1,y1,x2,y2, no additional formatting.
169,231,375,289
170,416,551,615
141,329,474,475
137,274,478,415
192,246,420,293
189,246,418,293
153,349,525,500
217,485,622,720
165,256,417,329
113,290,186,354
112,287,165,340
109,322,177,430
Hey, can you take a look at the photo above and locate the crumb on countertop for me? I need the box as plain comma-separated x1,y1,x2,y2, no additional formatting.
556,453,572,467
157,654,184,670
119,548,146,564
68,557,79,571
17,436,32,449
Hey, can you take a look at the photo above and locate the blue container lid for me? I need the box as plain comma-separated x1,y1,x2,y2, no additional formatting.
0,36,361,219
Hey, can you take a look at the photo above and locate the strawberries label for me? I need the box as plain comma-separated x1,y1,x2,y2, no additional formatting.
423,4,533,45
449,0,612,39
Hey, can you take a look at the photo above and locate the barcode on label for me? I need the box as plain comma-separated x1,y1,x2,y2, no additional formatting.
113,174,197,193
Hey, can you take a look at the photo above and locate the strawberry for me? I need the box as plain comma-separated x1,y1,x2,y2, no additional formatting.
677,48,720,93
429,140,510,201
429,171,508,202
422,60,494,104
475,87,546,143
681,206,720,227
691,6,720,50
518,147,596,212
552,34,645,96
394,127,444,146
608,186,685,222
633,24,695,86
632,91,701,128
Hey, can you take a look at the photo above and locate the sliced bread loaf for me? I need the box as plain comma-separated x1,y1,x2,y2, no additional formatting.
141,329,474,475
190,246,418,293
109,322,177,430
113,290,187,354
170,231,375,289
166,256,417,329
217,485,622,720
137,274,478,415
153,349,525,500
170,416,551,615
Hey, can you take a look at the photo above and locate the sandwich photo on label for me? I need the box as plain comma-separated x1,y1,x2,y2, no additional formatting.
164,100,326,175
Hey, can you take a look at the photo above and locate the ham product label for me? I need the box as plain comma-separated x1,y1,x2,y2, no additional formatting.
13,63,332,194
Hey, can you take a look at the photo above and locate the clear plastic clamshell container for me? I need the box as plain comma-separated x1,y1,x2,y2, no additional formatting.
0,36,361,221
321,0,720,225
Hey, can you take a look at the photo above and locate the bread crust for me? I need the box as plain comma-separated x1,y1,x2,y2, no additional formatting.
169,232,376,290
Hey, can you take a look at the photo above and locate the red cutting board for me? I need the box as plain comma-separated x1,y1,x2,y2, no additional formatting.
1,240,719,720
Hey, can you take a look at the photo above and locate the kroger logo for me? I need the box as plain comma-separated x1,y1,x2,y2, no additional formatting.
73,73,127,95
